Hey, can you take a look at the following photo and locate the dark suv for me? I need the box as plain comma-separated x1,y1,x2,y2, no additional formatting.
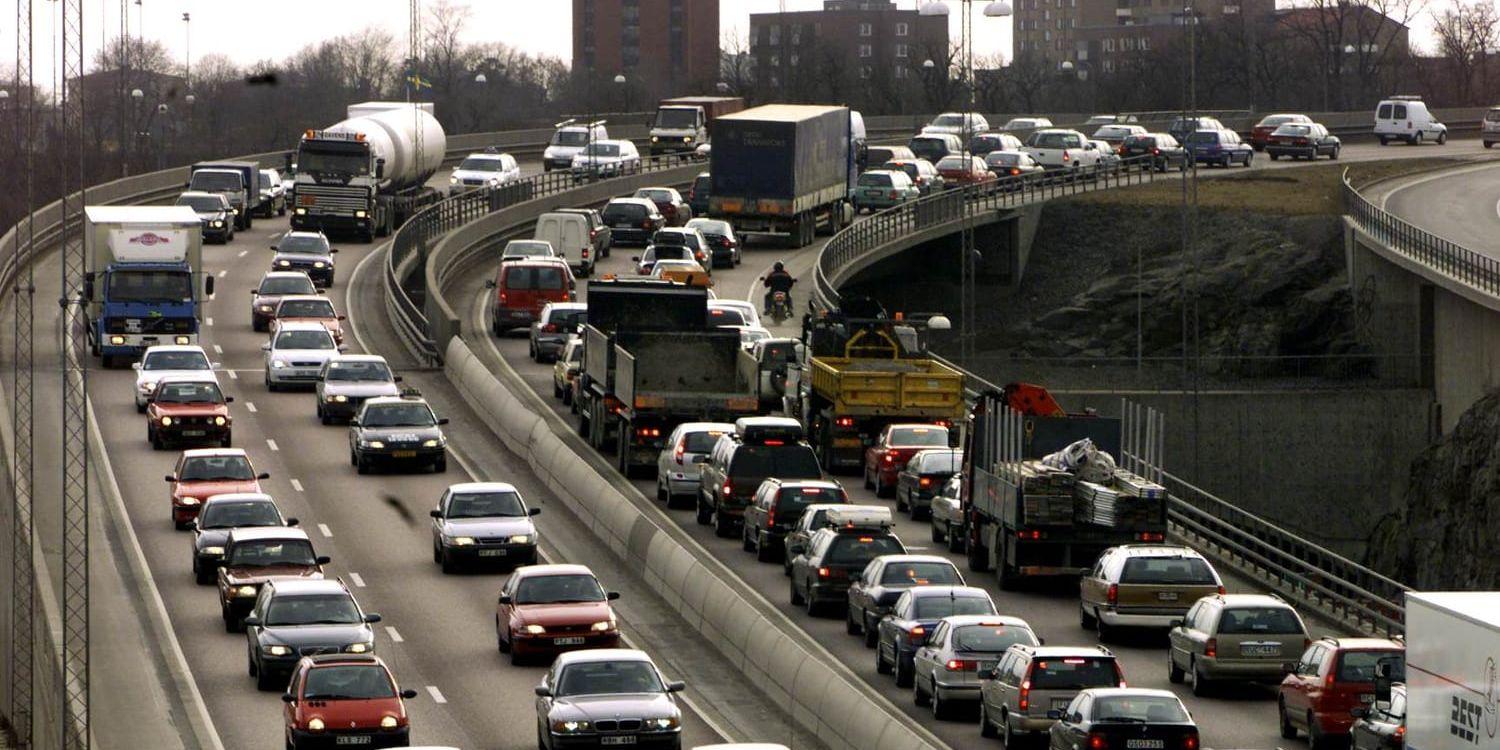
741,478,848,563
1120,133,1188,172
790,522,906,617
697,417,822,539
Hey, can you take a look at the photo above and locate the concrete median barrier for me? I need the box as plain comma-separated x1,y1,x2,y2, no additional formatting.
442,334,948,750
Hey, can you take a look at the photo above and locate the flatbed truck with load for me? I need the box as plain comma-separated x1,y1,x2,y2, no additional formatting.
709,104,855,249
962,383,1168,589
649,96,745,155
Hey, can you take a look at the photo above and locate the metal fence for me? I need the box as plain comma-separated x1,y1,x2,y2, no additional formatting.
1343,169,1500,299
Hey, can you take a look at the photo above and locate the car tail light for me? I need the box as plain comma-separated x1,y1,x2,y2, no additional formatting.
1395,725,1406,741
722,481,733,497
1326,668,1337,689
589,228,599,239
1062,151,1071,162
1107,583,1118,605
1017,529,1045,540
946,659,976,671
1152,148,1161,155
1217,585,1227,595
1182,734,1199,750
1018,676,1032,711
817,566,831,578
582,248,590,259
834,417,855,428
919,477,932,487
640,220,653,229
1010,168,1020,176
767,505,776,527
498,292,508,305
889,190,899,199
1088,734,1108,750
1296,138,1309,145
674,443,685,463
720,237,732,247
1205,638,1217,658
1134,532,1165,542
909,626,926,642
542,324,558,333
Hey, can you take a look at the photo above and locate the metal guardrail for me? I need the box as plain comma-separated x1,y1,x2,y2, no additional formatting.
384,153,709,364
1343,168,1500,299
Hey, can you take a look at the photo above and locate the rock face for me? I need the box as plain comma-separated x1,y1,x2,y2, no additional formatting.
1366,390,1500,589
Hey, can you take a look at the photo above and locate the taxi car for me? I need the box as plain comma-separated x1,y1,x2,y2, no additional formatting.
349,396,449,474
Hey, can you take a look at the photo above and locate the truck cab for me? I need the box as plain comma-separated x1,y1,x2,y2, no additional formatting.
650,96,746,156
187,166,253,230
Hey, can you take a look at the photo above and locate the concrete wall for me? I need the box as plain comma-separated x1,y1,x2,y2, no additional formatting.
1432,288,1500,433
1055,388,1435,557
1344,223,1431,390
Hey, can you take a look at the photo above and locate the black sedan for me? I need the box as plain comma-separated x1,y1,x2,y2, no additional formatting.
271,231,338,287
243,579,380,691
1048,688,1200,750
535,649,685,750
348,396,449,474
1120,133,1188,172
845,554,964,647
1266,122,1343,161
189,493,295,585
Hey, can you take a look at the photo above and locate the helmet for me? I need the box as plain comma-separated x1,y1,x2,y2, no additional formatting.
773,261,786,272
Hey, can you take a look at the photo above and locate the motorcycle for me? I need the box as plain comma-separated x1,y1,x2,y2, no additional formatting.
770,291,790,324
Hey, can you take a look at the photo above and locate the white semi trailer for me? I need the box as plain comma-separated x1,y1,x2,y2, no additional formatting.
1405,591,1500,750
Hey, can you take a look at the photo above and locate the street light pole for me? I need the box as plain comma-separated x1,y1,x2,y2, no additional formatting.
182,12,191,89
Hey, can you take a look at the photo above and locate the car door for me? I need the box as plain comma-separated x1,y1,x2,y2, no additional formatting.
1283,644,1323,718
1053,694,1091,750
914,621,948,684
1079,552,1110,613
880,593,912,662
1170,601,1203,667
851,560,883,620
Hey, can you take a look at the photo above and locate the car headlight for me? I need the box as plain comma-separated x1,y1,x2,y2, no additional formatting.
682,136,692,143
449,176,458,184
159,416,173,426
294,207,307,215
651,136,660,143
262,645,292,656
212,220,223,228
552,720,590,733
214,416,227,426
380,715,398,729
590,620,613,632
307,717,325,732
277,260,291,267
354,210,367,218
139,381,155,394
234,585,257,597
257,305,274,313
524,624,546,634
174,336,190,345
509,534,533,545
422,438,442,448
363,440,385,449
449,536,475,547
650,717,680,730
345,641,372,654
271,360,287,368
488,177,500,186
201,546,225,556
313,261,326,269
326,395,347,403
179,496,200,506
230,208,239,215
111,336,126,345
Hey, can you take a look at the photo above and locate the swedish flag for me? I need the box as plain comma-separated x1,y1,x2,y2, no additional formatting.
405,72,432,91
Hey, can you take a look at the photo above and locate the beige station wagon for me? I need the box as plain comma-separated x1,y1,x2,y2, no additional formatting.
978,644,1123,745
1167,593,1309,696
1079,545,1224,639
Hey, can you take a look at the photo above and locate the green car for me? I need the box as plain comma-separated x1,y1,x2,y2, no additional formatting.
853,169,921,213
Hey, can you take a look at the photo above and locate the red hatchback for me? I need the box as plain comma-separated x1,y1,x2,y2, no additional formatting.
282,654,416,749
935,155,997,189
147,377,232,450
1279,636,1405,747
1251,113,1312,150
495,564,621,664
863,423,951,498
166,448,269,529
489,259,576,335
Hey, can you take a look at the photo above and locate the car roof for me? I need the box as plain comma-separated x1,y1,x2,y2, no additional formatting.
266,578,349,596
277,294,331,304
554,648,652,667
364,395,428,407
261,271,314,281
764,478,843,491
678,421,735,432
446,482,520,494
940,614,1031,629
1109,545,1206,558
201,492,275,505
1079,687,1178,700
228,526,310,543
542,302,587,311
273,321,330,332
144,344,208,354
283,230,326,239
501,258,571,269
1016,645,1114,658
512,563,596,579
873,554,953,567
889,423,948,430
1314,636,1403,650
181,447,248,458
1216,593,1295,608
607,197,657,208
327,354,387,364
905,585,989,598
463,152,508,160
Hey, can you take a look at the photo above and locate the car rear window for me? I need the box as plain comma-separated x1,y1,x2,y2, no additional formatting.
1119,557,1217,585
1217,607,1303,634
1336,651,1405,682
1031,132,1083,149
548,310,587,330
729,444,821,479
953,624,1037,652
889,427,948,447
602,203,647,222
1029,657,1120,689
683,429,727,454
827,535,904,565
1091,695,1188,723
778,485,846,511
915,451,962,474
708,307,748,326
880,561,960,585
1187,131,1221,145
914,595,995,619
502,266,566,290
1378,104,1394,119
858,172,893,187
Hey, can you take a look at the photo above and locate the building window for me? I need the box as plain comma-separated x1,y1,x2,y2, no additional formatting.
770,54,780,67
1044,30,1052,40
1139,36,1149,49
895,44,909,58
790,53,800,66
896,22,910,36
1104,38,1115,51
792,26,802,44
860,22,873,36
1103,58,1115,72
769,25,780,45
896,64,909,78
1044,8,1051,19
1071,18,1077,26
859,44,873,58
861,65,873,78
1057,18,1063,28
1123,37,1136,50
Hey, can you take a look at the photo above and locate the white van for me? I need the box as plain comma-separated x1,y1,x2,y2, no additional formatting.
1484,106,1500,148
1375,96,1447,145
535,212,594,277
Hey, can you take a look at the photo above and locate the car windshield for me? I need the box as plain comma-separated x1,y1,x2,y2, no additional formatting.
730,444,821,479
552,130,591,146
778,485,846,512
324,361,392,382
987,152,1022,166
514,574,605,605
1030,657,1120,689
932,114,966,127
502,266,567,290
155,381,224,404
447,490,526,518
226,538,316,567
278,299,336,318
360,403,435,427
656,108,698,129
199,500,280,529
1092,695,1189,723
143,351,210,371
107,270,193,302
274,330,334,350
190,172,242,191
555,660,662,697
1337,651,1405,682
177,195,224,212
953,624,1037,652
1032,132,1083,149
915,451,962,474
889,427,948,447
302,665,394,701
709,308,748,326
914,595,995,619
1217,607,1303,634
504,241,553,258
881,562,960,585
858,172,893,187
277,235,330,254
259,277,315,295
265,594,362,626
458,156,505,171
179,455,254,481
581,143,621,157
1119,557,1218,585
826,535,903,565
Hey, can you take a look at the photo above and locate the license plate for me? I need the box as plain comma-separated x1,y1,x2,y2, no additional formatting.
614,222,632,228
393,450,417,458
335,738,371,746
1360,693,1375,704
833,437,862,447
1126,741,1163,749
978,660,997,673
478,549,508,557
1157,592,1179,601
182,430,206,437
553,637,586,645
1241,644,1280,656
600,737,636,746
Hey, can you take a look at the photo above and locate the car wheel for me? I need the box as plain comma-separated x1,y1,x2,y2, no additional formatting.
695,492,713,526
356,454,370,475
1308,712,1326,749
440,549,457,574
1330,146,1341,160
713,509,735,538
864,616,879,648
1412,132,1423,145
656,480,668,503
1278,699,1297,739
931,522,944,543
1080,605,1097,630
895,488,908,513
875,643,891,674
755,533,776,563
433,456,448,473
875,475,893,499
863,465,874,490
804,584,820,616
1168,649,1185,683
741,524,756,552
496,617,511,653
1243,153,1253,167
1001,710,1019,748
931,681,950,720
894,655,913,687
529,341,538,361
846,607,862,635
1379,136,1389,145
914,675,931,707
980,702,999,739
136,399,147,414
1270,153,1280,160
195,562,214,586
1190,657,1212,697
789,577,805,606
1096,611,1113,642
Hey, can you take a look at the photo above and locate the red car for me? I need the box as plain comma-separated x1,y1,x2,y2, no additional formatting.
495,563,621,664
273,295,346,346
146,377,232,450
934,155,997,189
1250,113,1312,151
217,527,328,631
166,448,268,529
282,654,416,749
863,423,951,498
489,259,576,335
1279,636,1405,746
633,186,692,226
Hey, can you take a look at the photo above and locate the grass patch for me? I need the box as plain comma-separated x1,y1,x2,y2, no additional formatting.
1072,157,1470,216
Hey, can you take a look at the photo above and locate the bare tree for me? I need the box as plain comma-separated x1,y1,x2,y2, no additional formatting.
1279,0,1424,110
1433,0,1499,104
719,29,756,102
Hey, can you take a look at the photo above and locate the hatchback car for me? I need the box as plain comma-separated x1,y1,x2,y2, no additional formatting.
1267,122,1342,161
1046,689,1199,750
282,654,416,750
935,155,997,189
315,355,401,424
430,482,541,572
864,423,951,498
1120,133,1188,172
134,344,216,412
979,645,1126,745
534,649,685,750
912,615,1039,719
853,170,920,212
742,478,848,563
790,520,906,617
497,565,621,663
698,417,823,537
639,227,710,272
600,198,665,247
349,396,449,474
1185,128,1254,168
167,448,269,529
1350,683,1407,750
218,526,328,631
570,139,642,180
846,554,964,645
244,578,380,690
924,111,991,137
273,295,344,345
875,585,998,687
489,259,576,335
882,159,945,195
263,322,343,391
656,422,734,508
1167,593,1310,695
190,492,294,584
1001,117,1054,131
1079,545,1224,639
251,272,318,332
1251,113,1313,150
634,187,692,226
1279,637,1405,746
271,231,338,287
147,377,233,450
530,302,587,363
684,218,739,268
895,448,962,519
553,338,584,405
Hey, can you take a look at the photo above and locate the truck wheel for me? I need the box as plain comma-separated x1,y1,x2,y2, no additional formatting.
616,427,633,477
967,523,990,572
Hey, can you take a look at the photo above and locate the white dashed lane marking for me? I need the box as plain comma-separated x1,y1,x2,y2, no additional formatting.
227,369,238,380
212,344,222,354
349,572,365,587
237,250,248,258
207,318,215,327
425,686,447,704
385,626,403,643
245,402,256,413
266,439,279,452
317,523,332,537
218,270,227,278
290,478,304,492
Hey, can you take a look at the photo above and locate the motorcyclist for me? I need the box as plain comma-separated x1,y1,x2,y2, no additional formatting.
763,261,796,315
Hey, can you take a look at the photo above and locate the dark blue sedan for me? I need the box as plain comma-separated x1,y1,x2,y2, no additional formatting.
875,585,997,688
1184,129,1254,168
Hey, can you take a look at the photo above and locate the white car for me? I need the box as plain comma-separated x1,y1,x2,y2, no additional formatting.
1023,128,1103,171
571,139,642,180
923,112,990,137
656,422,735,507
501,239,557,263
134,344,217,412
1375,96,1447,146
1090,140,1123,167
258,169,286,217
448,151,521,195
543,119,608,171
1001,117,1054,132
262,321,343,391
707,299,761,329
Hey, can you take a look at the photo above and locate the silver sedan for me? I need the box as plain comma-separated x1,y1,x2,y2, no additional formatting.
911,614,1039,720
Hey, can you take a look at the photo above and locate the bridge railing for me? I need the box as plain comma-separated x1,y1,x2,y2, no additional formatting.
1343,169,1500,299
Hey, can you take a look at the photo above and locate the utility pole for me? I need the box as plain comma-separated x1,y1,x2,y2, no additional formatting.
10,0,37,744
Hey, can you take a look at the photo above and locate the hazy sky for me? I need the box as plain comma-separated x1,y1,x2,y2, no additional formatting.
6,0,1012,93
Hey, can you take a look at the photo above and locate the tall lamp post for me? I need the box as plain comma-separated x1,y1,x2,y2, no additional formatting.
614,74,628,114
131,87,144,174
918,0,1012,363
182,12,191,88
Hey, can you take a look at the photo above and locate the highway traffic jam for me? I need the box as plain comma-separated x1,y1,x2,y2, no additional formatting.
84,96,1471,750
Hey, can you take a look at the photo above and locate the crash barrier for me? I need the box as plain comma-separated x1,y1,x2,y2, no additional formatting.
444,335,950,750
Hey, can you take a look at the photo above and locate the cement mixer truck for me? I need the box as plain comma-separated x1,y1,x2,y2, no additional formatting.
290,102,447,241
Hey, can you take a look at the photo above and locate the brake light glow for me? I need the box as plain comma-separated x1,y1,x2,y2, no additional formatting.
1063,658,1088,664
763,439,785,446
883,454,894,463
582,248,590,259
1217,585,1227,595
1018,677,1031,711
835,417,855,428
498,292,508,305
1152,148,1161,156
1017,529,1045,540
909,626,925,641
1010,168,1020,176
1062,151,1071,162
767,506,776,526
722,481,733,497
674,444,685,463
817,567,831,578
542,324,558,333
1087,734,1108,750
1182,734,1199,750
1135,532,1165,542
1205,638,1217,658
919,477,932,487
946,659,976,671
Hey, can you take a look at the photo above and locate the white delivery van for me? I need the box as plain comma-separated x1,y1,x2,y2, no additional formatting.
1405,591,1500,750
535,211,594,278
1484,106,1500,149
1375,96,1448,145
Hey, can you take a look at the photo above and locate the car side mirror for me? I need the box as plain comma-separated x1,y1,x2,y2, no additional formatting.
337,315,347,321
365,613,382,623
393,376,403,383
606,591,621,601
400,688,418,700
666,680,686,693
131,362,142,370
534,685,551,697
257,472,271,480
1046,709,1063,720
270,245,278,251
429,509,443,519
164,475,177,483
528,507,542,516
315,556,331,565
285,517,299,527
243,614,262,626
224,396,235,403
376,159,387,180
261,343,271,352
484,279,497,289
337,346,349,352
1350,707,1369,719
631,256,641,263
437,418,450,425
282,693,296,703
499,595,513,605
204,276,215,297
349,419,360,427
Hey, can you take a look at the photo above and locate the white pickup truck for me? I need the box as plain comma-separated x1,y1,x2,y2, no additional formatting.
1022,128,1104,172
